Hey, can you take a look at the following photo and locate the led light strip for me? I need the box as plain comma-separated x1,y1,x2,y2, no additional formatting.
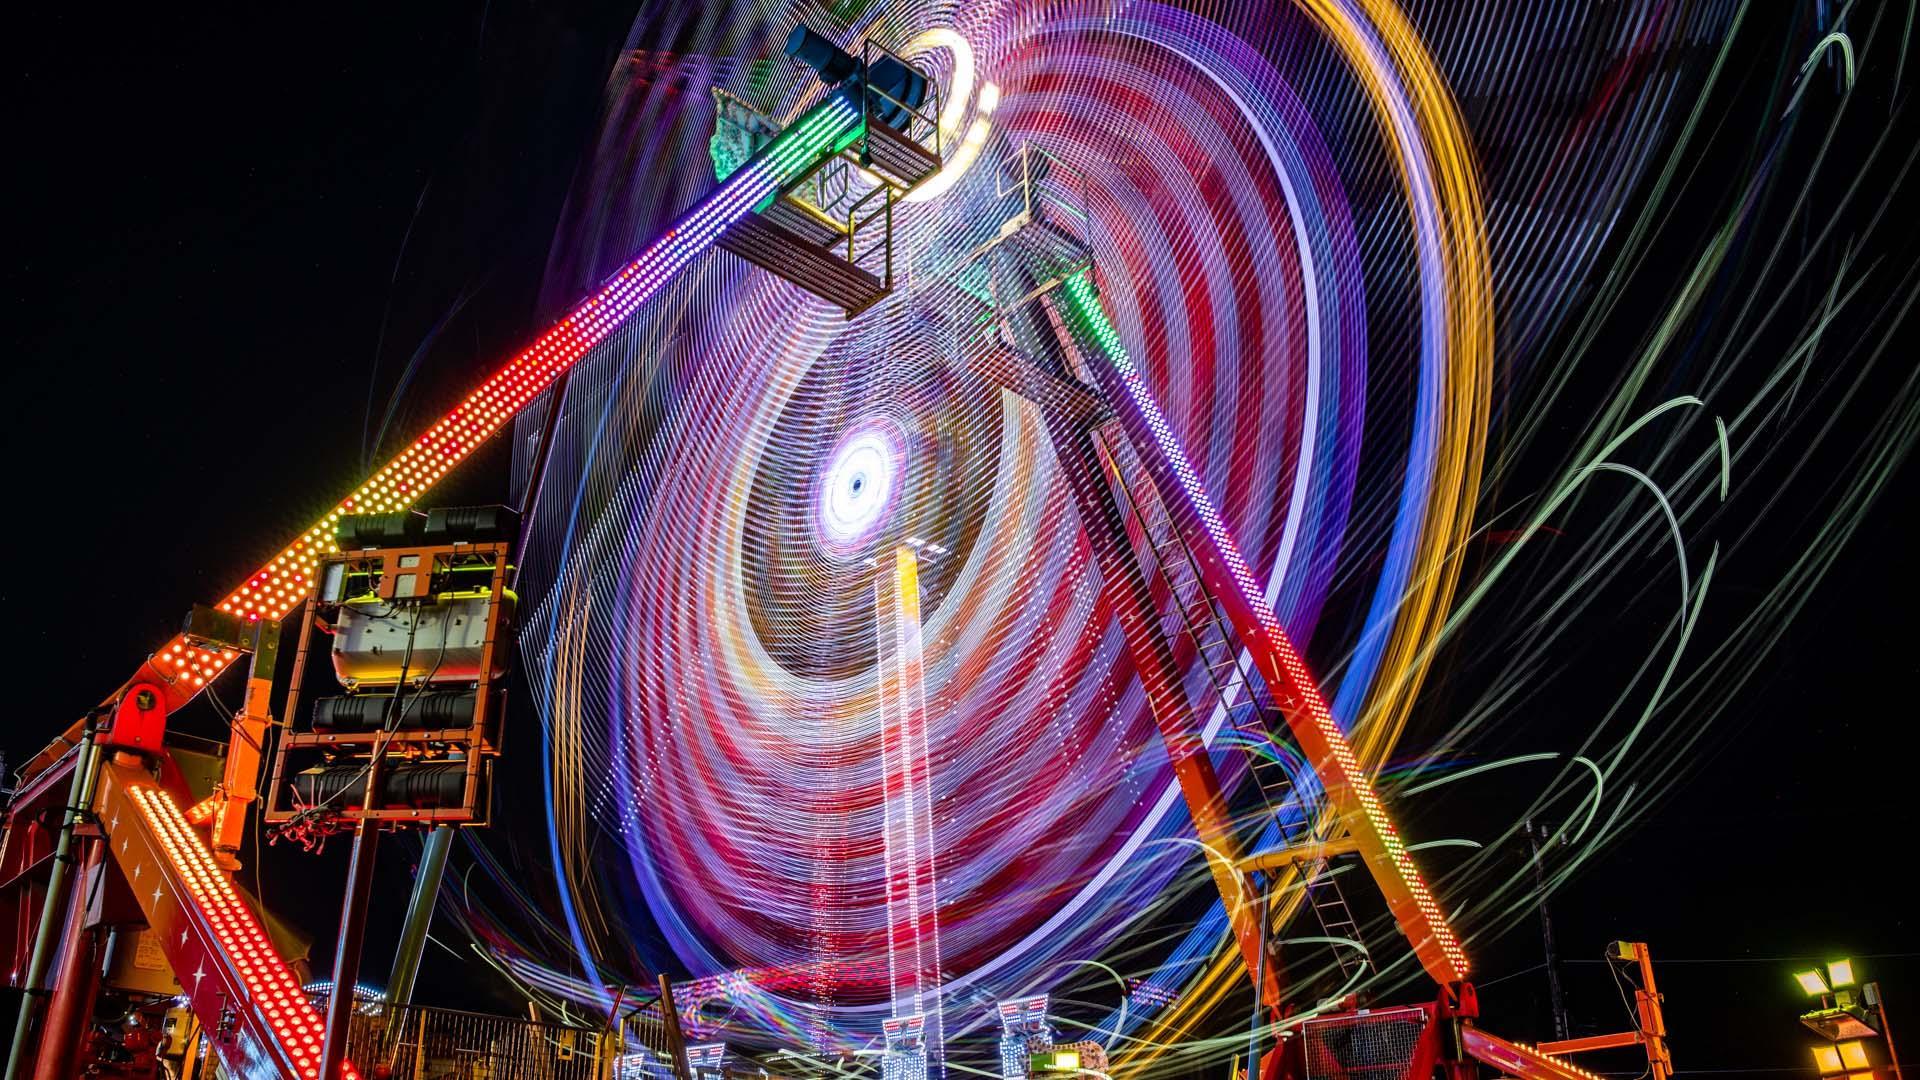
1460,1026,1609,1080
129,784,361,1080
157,639,240,691
215,96,862,625
1056,269,1468,981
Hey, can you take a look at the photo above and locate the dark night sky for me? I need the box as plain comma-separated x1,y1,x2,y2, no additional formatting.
5,5,1915,1077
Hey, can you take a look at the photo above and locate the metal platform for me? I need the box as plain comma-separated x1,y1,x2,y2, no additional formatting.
974,144,1095,307
859,116,941,189
711,45,941,316
719,193,892,317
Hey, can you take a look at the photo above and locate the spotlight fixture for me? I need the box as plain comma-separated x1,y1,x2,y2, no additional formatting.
784,26,930,132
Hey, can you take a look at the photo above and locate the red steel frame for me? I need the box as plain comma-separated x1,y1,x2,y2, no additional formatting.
95,760,363,1080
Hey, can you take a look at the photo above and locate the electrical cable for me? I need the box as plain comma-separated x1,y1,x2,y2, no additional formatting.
285,608,422,830
1606,951,1651,1080
284,599,460,842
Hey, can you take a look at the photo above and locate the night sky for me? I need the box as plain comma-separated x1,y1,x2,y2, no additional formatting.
7,5,1915,1077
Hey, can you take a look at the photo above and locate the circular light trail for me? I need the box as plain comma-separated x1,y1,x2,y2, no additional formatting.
470,0,1738,1061
816,420,902,552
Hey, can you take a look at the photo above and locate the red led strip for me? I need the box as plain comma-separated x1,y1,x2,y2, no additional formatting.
130,785,360,1080
214,316,589,623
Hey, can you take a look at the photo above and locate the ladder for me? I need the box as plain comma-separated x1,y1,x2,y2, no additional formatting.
1099,433,1368,982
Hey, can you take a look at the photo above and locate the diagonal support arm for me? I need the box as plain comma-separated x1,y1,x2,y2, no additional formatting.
1047,269,1469,985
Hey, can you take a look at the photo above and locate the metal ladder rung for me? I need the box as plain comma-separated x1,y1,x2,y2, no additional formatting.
1108,451,1374,978
1203,657,1243,681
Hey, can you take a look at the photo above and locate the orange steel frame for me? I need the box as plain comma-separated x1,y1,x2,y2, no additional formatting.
1043,274,1470,988
1536,943,1673,1080
264,539,512,827
193,616,279,869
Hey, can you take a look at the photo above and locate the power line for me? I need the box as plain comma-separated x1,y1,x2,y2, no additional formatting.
1475,951,1920,988
1564,951,1920,965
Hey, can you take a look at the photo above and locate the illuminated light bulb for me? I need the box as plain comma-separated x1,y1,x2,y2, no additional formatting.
1798,970,1833,996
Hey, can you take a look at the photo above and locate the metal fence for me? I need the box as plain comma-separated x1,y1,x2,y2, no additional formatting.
342,1003,610,1080
1301,1005,1430,1080
189,999,688,1080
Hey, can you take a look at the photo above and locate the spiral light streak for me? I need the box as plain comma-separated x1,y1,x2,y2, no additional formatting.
420,1,1910,1075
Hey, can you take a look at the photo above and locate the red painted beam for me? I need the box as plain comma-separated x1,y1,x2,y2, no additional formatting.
1461,1025,1610,1080
93,761,360,1080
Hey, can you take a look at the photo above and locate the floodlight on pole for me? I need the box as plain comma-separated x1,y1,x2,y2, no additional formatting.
1814,1045,1844,1074
1839,1041,1870,1070
1831,960,1858,989
1800,970,1835,997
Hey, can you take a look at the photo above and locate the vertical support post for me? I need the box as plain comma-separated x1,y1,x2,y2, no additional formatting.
659,975,693,1080
386,826,454,1006
1523,819,1567,1042
320,818,382,1080
875,544,945,1074
179,1017,204,1080
1243,875,1269,1080
30,838,106,1080
211,618,282,870
5,717,103,1080
1630,944,1672,1080
412,1010,429,1078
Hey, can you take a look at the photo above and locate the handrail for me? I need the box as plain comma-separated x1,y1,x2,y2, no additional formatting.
845,183,895,288
1000,143,1093,225
858,40,943,169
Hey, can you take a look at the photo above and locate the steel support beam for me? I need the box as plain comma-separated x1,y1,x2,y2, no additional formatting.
319,820,382,1080
1047,271,1469,985
4,721,101,1080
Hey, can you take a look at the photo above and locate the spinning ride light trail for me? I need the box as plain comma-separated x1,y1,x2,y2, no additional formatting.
877,545,947,1067
500,0,1498,1054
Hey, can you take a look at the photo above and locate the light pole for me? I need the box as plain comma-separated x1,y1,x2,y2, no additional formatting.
1797,958,1903,1080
